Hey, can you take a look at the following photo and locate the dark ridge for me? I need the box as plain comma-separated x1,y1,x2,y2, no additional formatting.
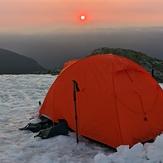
0,48,45,74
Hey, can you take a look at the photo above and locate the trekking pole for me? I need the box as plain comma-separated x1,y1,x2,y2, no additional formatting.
72,80,80,144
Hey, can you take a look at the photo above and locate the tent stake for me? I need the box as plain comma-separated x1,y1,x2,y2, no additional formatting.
72,80,80,144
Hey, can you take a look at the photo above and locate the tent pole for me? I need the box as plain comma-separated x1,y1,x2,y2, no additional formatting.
72,80,80,144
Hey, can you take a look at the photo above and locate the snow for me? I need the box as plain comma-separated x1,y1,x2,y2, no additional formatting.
0,74,163,163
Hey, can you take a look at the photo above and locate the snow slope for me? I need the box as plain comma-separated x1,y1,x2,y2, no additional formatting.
0,75,163,163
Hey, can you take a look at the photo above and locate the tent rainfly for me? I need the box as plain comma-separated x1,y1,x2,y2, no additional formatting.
39,54,163,148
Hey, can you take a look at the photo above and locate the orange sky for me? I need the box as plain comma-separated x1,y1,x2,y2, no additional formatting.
0,0,163,33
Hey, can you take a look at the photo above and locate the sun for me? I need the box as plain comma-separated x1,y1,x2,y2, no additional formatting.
80,15,86,21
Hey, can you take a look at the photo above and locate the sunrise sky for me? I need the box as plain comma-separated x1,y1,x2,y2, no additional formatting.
1,0,163,33
0,0,163,69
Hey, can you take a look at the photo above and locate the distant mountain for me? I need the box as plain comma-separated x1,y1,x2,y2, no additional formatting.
0,49,45,74
88,47,163,83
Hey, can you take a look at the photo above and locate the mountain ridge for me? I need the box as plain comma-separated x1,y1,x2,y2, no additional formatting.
1,47,163,83
0,48,45,74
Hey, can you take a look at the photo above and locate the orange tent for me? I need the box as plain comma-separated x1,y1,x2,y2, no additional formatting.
40,54,163,148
